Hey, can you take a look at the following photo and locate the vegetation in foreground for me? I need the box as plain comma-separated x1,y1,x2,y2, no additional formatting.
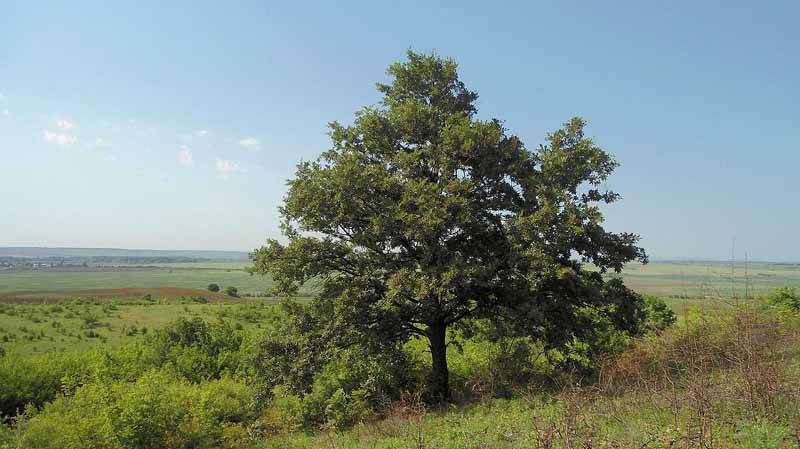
1,289,799,448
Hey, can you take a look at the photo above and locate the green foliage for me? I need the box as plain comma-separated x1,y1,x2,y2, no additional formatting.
641,295,677,332
149,318,246,382
0,353,85,418
225,286,239,297
13,370,255,449
762,287,800,316
207,283,220,292
734,421,792,449
253,302,411,429
251,50,647,402
261,385,304,433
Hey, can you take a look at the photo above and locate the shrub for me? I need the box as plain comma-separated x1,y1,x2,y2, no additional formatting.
642,295,677,332
13,369,256,449
299,348,405,428
260,385,304,433
735,421,792,449
224,286,239,298
149,318,245,382
253,304,412,430
0,352,91,418
207,283,220,293
762,287,800,315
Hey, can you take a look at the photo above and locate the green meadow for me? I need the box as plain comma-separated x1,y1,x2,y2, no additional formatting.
2,260,797,300
0,299,281,355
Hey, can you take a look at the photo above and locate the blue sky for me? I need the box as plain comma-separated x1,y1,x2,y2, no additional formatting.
1,1,798,261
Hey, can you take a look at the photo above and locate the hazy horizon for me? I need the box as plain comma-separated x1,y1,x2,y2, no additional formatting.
1,246,797,264
2,1,798,261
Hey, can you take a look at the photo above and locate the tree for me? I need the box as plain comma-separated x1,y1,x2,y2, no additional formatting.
251,51,647,402
224,286,239,297
207,283,220,293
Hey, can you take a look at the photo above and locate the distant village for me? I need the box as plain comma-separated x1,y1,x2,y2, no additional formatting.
0,256,210,271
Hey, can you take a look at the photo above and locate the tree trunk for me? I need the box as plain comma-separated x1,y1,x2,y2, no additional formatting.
427,320,450,403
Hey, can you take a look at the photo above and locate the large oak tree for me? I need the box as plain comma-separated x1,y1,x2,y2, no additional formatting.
251,51,647,402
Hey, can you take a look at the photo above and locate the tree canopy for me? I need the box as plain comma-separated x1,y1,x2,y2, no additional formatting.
251,50,647,402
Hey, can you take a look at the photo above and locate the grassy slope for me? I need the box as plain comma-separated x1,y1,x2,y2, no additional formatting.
0,299,281,355
258,308,800,449
258,389,800,449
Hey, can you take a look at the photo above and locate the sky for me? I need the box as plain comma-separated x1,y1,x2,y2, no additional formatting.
1,1,798,261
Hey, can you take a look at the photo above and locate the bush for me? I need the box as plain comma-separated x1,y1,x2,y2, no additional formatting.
762,287,800,316
149,318,245,382
253,302,412,430
642,295,677,333
257,346,404,431
224,286,239,298
260,385,304,433
299,347,405,428
207,283,220,293
0,352,91,418
13,369,256,449
444,335,549,400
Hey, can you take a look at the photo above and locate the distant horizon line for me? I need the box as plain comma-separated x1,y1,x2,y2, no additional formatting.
0,246,797,264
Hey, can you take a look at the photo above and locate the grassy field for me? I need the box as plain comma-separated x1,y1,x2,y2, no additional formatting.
0,267,318,299
610,260,800,299
0,259,796,356
1,260,796,301
0,297,282,355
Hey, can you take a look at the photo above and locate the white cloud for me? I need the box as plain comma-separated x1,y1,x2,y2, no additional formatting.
43,130,77,146
238,137,260,151
178,146,193,167
94,137,110,147
0,92,6,102
56,119,75,130
197,130,209,137
1,109,8,116
215,158,242,178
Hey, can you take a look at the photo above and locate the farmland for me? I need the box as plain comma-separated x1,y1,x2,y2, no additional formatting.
0,255,797,357
0,263,319,301
1,257,797,301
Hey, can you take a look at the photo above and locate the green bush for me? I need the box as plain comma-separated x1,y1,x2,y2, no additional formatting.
734,420,792,449
13,369,255,449
254,310,411,430
762,287,800,316
207,283,220,293
225,286,239,298
0,353,87,418
149,318,245,382
298,348,403,428
0,317,252,421
260,385,304,433
641,295,677,332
